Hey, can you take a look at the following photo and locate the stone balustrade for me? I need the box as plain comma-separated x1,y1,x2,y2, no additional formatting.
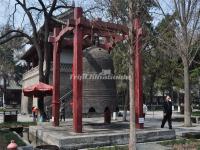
23,63,72,81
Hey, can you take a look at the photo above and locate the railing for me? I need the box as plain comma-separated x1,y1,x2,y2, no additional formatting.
23,63,72,80
22,66,39,80
50,63,72,72
46,90,72,114
60,89,72,103
59,64,72,72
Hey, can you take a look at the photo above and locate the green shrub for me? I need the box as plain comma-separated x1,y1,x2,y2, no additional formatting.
90,145,128,150
192,111,200,116
0,121,36,128
0,130,26,146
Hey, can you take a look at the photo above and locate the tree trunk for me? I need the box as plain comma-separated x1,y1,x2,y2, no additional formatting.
44,44,51,84
129,62,136,150
183,59,191,127
149,79,155,110
128,0,136,149
149,84,153,105
162,90,165,101
3,75,7,105
37,46,45,113
177,91,180,112
44,19,51,84
123,89,129,121
169,85,173,98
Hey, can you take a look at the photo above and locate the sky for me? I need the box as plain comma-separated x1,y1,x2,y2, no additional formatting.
0,0,174,58
0,0,173,28
151,0,174,25
0,1,10,25
0,0,94,27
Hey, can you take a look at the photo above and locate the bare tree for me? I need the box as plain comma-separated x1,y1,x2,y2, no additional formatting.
0,24,25,107
0,0,69,112
128,1,136,150
173,0,200,126
156,0,200,126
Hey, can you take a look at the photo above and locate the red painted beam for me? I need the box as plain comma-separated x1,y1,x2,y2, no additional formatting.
73,7,83,133
134,18,144,129
55,27,74,42
52,28,61,127
64,18,128,34
77,18,129,34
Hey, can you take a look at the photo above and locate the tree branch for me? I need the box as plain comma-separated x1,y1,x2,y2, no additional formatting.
21,13,26,27
188,9,200,47
16,0,38,43
0,30,32,45
0,34,24,45
83,6,101,14
173,0,184,26
187,0,198,23
189,44,200,66
28,7,43,12
49,0,57,15
53,5,68,11
11,3,19,28
155,0,166,17
38,0,48,15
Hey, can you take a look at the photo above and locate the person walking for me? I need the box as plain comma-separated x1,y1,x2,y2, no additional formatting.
60,102,65,122
32,106,38,122
161,96,172,129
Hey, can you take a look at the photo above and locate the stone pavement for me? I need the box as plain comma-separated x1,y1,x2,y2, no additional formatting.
27,111,177,150
86,143,170,150
145,110,200,137
4,110,200,150
136,110,200,150
29,119,175,149
136,143,170,150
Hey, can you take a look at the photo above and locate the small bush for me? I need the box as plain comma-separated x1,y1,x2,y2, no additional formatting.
0,130,26,146
0,121,36,128
90,145,128,150
192,111,200,116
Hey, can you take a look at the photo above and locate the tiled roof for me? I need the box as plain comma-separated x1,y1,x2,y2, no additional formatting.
7,80,22,90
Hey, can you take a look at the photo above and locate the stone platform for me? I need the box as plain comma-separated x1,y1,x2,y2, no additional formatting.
29,117,175,150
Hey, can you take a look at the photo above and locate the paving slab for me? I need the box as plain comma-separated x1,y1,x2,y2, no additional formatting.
17,110,200,149
28,117,175,150
136,143,171,150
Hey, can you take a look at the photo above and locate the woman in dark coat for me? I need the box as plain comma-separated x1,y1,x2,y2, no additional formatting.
161,96,172,129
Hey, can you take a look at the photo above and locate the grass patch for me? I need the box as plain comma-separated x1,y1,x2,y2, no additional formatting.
89,145,128,150
159,139,200,150
0,130,26,147
0,109,5,112
159,139,198,146
0,121,36,128
192,111,200,116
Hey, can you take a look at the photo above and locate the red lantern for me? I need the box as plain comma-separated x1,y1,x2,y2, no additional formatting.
7,140,18,150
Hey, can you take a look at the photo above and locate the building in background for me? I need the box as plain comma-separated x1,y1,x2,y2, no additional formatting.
0,79,21,108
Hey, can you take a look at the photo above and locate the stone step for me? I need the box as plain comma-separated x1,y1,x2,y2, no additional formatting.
30,128,175,149
59,130,175,149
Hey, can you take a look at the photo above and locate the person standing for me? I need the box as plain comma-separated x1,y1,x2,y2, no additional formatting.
143,104,148,119
32,106,36,122
60,102,65,122
161,96,172,129
32,106,38,122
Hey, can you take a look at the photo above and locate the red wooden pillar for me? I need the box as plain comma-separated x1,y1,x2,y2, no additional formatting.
134,18,144,129
52,28,61,126
73,7,83,133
